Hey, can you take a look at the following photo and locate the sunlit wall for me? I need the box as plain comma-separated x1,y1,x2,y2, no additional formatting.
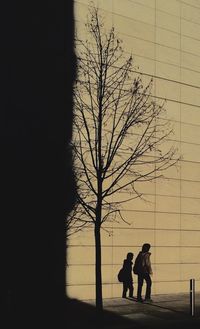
67,0,200,300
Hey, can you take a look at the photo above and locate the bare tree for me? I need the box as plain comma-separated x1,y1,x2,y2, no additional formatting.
72,6,178,311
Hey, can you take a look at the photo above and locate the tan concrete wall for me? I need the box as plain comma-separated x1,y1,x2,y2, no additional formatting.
67,0,200,300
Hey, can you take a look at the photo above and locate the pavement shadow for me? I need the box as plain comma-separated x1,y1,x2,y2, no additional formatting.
67,297,200,329
143,300,186,315
125,297,200,329
66,298,141,328
127,297,187,315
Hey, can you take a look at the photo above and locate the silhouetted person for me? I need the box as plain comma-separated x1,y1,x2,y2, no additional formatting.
122,252,134,298
133,243,152,302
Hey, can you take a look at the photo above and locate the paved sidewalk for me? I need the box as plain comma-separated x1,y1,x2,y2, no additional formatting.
84,293,200,328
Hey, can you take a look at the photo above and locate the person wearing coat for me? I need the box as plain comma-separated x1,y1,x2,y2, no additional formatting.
135,243,153,302
122,252,134,298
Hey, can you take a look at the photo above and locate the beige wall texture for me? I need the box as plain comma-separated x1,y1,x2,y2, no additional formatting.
67,0,200,300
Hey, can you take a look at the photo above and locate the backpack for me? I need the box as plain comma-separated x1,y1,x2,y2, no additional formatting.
117,268,125,282
133,252,143,274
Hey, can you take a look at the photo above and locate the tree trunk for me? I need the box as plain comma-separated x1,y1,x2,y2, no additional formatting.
95,221,103,312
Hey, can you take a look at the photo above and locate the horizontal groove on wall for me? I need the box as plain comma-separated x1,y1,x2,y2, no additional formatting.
68,245,200,248
67,262,200,266
66,279,200,287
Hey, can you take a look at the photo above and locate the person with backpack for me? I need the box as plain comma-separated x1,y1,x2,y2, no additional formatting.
120,252,134,298
133,243,153,302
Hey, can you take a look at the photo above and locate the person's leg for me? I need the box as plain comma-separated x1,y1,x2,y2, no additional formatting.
144,273,152,300
128,281,133,297
122,282,128,298
137,275,144,301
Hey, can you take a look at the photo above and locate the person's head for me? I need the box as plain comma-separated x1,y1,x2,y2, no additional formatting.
142,243,151,253
126,252,134,260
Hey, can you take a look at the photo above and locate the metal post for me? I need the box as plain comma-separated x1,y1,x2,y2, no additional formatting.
190,279,195,317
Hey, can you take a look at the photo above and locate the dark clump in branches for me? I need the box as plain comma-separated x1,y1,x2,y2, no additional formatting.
69,5,179,310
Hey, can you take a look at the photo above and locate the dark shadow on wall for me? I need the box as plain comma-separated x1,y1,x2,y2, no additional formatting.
1,0,76,327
